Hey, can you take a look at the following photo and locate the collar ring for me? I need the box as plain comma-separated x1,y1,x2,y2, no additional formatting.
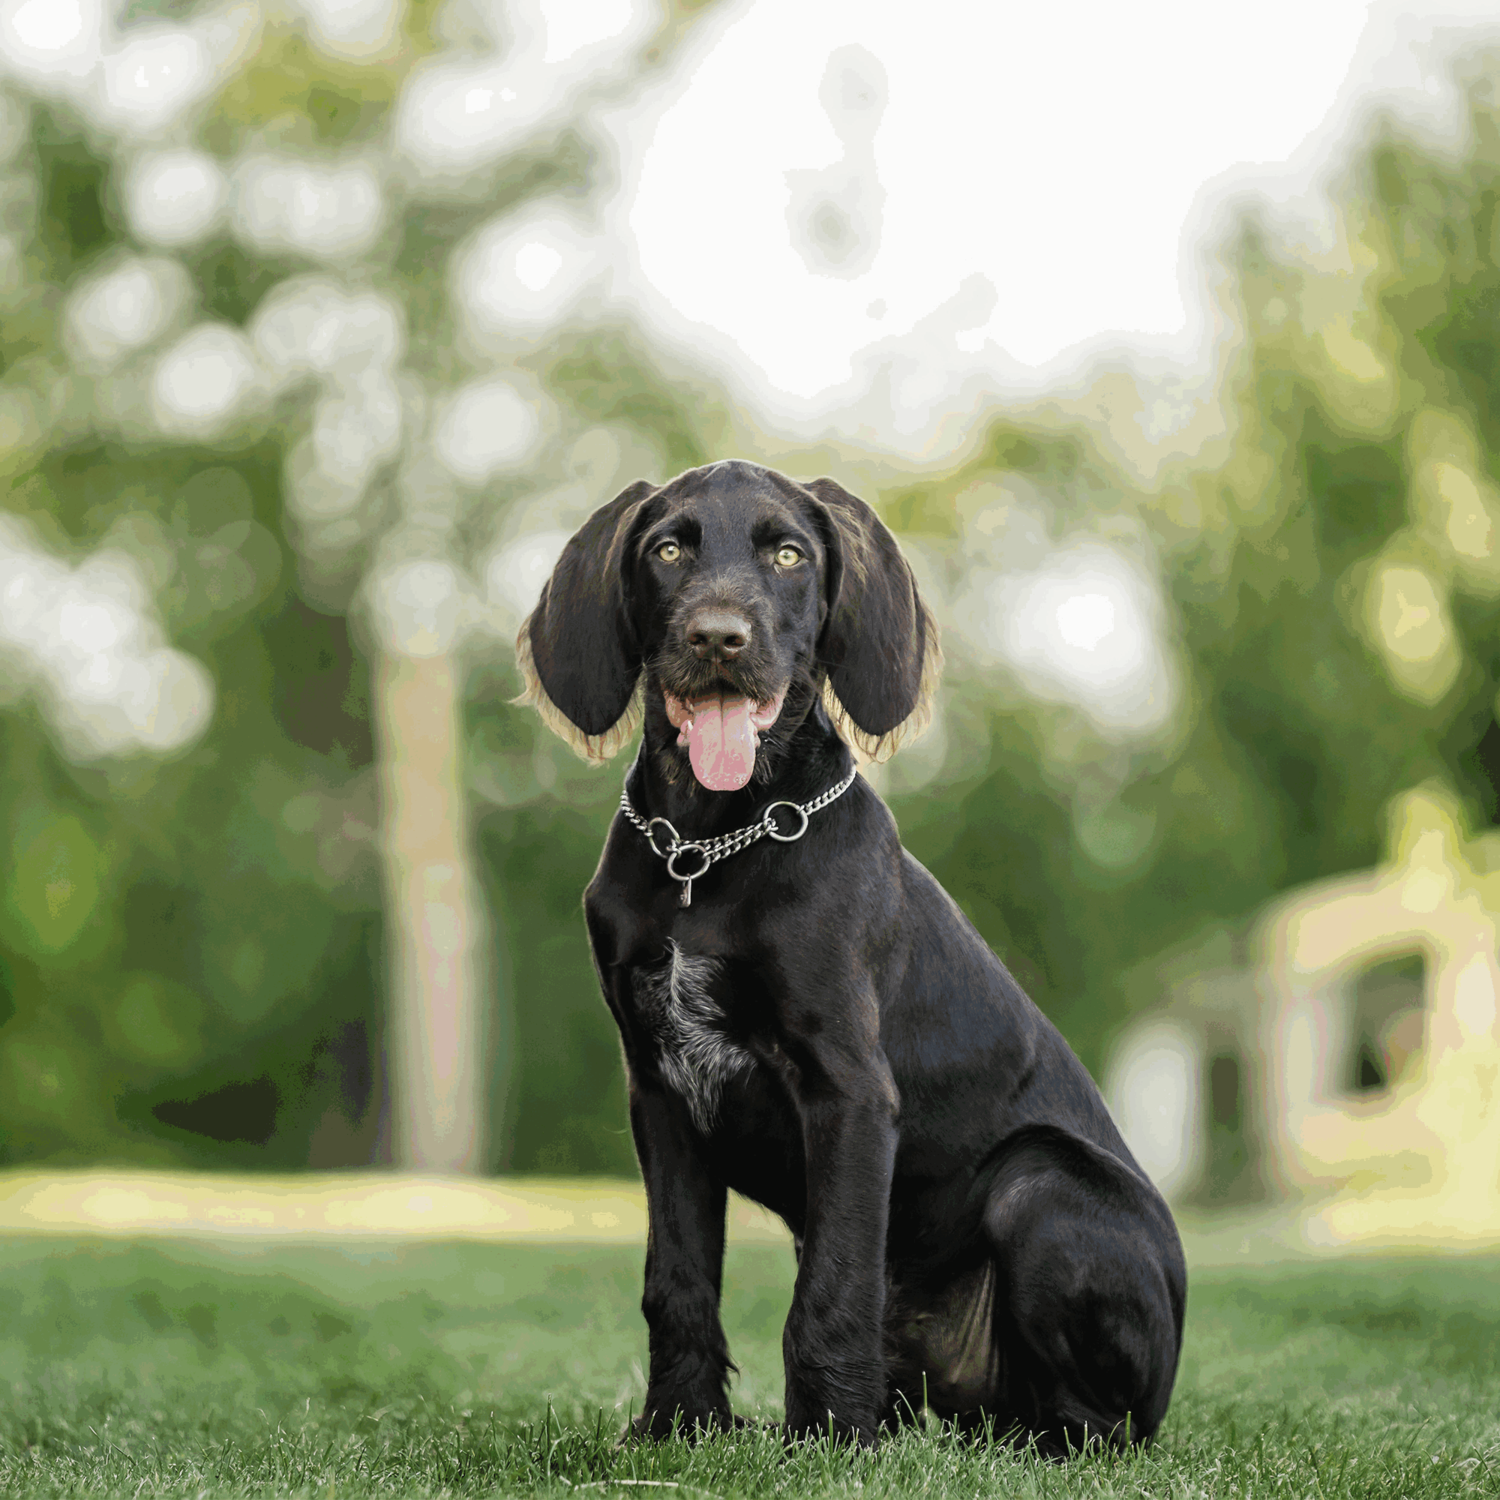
645,817,680,859
666,843,712,882
763,801,810,842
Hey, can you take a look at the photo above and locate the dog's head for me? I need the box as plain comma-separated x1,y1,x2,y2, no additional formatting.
518,460,939,790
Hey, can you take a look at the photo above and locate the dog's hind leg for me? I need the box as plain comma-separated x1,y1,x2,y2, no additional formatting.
880,1260,1003,1433
976,1124,1186,1456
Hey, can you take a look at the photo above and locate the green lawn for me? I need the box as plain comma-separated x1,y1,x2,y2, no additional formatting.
1,1232,1497,1497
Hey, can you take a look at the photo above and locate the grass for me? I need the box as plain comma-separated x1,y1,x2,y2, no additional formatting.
1,1232,1498,1497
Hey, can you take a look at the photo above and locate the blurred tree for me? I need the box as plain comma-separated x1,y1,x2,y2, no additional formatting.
885,66,1500,1082
5,5,1498,1190
0,0,730,1174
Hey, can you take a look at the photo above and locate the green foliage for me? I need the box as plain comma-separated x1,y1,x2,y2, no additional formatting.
33,110,115,274
7,11,1500,1179
878,78,1500,1078
0,426,385,1165
476,803,636,1176
541,329,727,475
184,241,303,328
0,0,742,1171
1,1236,1497,1495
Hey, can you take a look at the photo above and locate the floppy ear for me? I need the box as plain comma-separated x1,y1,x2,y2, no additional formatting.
516,480,656,762
804,477,941,762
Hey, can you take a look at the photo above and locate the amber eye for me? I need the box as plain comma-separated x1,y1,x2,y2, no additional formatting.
775,544,803,567
657,541,681,563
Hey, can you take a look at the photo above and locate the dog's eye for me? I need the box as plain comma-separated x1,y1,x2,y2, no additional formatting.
656,541,681,563
774,545,803,567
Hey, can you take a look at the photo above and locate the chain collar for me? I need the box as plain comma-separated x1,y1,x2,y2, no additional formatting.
620,765,859,907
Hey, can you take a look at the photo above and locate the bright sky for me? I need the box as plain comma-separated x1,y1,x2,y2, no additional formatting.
608,0,1500,418
5,0,1500,753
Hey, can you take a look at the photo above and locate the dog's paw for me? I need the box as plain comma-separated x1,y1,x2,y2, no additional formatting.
780,1414,880,1451
621,1403,733,1445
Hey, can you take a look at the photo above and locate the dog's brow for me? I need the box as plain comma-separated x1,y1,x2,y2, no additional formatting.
646,510,701,547
749,514,812,548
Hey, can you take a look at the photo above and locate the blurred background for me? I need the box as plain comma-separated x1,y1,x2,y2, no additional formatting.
4,0,1500,1249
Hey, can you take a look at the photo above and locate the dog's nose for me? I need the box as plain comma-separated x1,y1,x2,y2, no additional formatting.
687,610,751,662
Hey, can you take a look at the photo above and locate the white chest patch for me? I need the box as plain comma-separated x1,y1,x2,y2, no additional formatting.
634,941,753,1132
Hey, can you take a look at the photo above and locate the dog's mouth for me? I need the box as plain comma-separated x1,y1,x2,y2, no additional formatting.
663,686,787,792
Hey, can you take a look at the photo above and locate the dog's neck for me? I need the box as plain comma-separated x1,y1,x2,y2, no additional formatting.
626,679,854,838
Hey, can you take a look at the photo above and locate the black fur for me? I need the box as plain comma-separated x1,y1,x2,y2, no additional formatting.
522,460,1187,1451
527,478,657,739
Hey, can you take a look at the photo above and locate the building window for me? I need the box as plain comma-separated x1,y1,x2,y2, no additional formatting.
1348,953,1426,1096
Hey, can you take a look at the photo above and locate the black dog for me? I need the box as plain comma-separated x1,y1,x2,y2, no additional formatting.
519,461,1186,1451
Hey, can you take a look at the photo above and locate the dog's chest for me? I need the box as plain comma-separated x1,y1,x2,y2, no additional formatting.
630,943,754,1132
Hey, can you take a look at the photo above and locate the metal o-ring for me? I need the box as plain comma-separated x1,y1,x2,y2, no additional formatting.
667,843,711,881
764,801,809,842
646,817,680,859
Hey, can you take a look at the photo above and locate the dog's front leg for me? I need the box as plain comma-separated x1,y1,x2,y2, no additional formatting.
628,1076,734,1439
781,1043,898,1447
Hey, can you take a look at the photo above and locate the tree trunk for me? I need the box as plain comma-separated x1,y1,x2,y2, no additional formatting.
376,649,490,1173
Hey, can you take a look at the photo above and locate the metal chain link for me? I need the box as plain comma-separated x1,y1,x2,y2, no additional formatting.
620,764,859,907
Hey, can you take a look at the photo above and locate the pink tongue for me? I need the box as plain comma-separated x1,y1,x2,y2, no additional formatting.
681,696,756,791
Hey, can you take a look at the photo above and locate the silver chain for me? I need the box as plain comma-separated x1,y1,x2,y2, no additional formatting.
620,765,859,908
